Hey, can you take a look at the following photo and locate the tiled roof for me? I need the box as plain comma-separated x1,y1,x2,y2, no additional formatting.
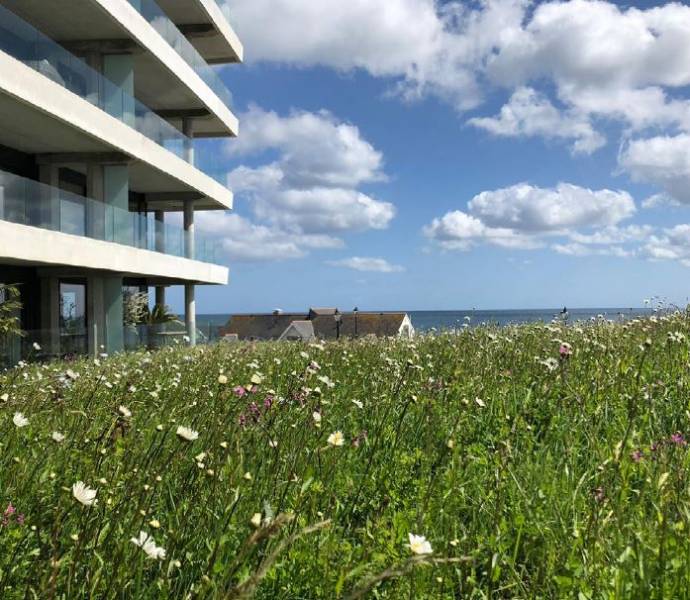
221,311,409,340
220,313,307,340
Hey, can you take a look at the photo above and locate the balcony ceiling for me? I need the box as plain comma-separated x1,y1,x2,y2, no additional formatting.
0,0,233,137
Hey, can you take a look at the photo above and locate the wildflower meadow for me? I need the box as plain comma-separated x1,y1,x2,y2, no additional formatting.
1,312,690,597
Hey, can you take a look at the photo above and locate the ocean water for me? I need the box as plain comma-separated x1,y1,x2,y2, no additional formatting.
195,308,651,336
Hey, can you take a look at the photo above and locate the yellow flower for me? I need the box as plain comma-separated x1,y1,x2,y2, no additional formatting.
250,513,262,528
327,431,345,447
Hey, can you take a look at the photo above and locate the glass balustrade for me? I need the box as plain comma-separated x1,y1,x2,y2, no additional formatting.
0,170,219,264
0,5,227,185
127,0,234,109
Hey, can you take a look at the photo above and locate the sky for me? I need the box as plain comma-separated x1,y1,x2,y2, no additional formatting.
172,0,690,313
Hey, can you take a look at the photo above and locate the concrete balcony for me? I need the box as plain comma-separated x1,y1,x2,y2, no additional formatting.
0,4,232,210
156,0,243,64
0,0,238,137
0,170,227,285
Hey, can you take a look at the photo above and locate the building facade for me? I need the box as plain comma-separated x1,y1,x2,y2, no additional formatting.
0,0,241,362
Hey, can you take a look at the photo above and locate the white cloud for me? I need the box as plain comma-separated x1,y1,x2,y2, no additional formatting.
486,1,690,93
229,167,395,234
327,257,405,273
193,212,343,262
225,107,395,238
568,225,652,245
619,134,690,204
225,0,528,111
642,194,682,210
424,183,638,253
552,243,634,258
226,0,690,128
422,209,540,251
195,106,398,263
642,225,690,266
468,183,635,232
228,105,386,188
468,87,605,154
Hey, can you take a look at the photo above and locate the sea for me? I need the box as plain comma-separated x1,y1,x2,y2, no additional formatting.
194,308,652,338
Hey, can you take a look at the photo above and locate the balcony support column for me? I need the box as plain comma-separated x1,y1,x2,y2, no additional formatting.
155,286,166,311
103,276,124,354
184,202,195,260
182,117,194,165
38,165,60,231
86,164,104,239
154,210,165,252
185,283,196,347
104,165,130,245
40,277,60,357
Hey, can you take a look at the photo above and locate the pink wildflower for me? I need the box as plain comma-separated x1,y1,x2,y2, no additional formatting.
559,343,573,358
670,432,687,446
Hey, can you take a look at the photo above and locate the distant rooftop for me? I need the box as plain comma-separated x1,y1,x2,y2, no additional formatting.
221,308,414,341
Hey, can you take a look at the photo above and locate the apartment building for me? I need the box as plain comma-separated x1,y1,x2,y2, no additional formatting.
0,0,241,361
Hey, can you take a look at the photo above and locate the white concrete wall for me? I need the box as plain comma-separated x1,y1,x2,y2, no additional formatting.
0,52,233,210
0,220,229,285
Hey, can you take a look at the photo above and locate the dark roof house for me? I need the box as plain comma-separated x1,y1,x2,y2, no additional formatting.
221,308,414,341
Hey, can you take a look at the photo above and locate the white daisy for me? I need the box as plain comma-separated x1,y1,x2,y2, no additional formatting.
52,431,65,443
130,531,166,560
12,412,29,428
176,426,199,442
407,533,433,555
72,481,97,507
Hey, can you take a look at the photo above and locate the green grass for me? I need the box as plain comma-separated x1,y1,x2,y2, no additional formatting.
1,312,690,598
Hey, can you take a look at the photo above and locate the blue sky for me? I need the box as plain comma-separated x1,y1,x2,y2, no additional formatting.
171,0,690,313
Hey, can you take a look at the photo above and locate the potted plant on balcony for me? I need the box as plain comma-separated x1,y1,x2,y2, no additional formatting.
123,290,182,350
0,284,23,368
